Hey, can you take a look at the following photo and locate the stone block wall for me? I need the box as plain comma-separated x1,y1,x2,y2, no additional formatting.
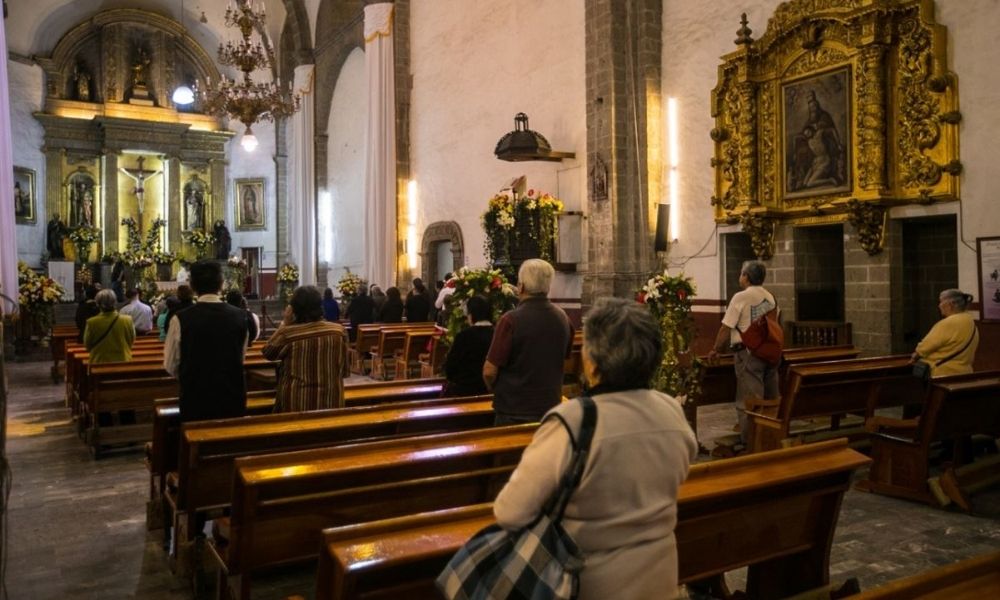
794,225,845,320
844,223,896,356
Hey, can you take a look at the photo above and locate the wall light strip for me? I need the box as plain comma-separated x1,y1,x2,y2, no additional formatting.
667,97,680,242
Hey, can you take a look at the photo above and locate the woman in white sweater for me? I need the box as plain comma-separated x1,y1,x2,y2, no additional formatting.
494,297,698,599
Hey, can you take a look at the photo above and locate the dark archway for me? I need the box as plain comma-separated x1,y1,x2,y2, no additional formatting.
420,221,465,285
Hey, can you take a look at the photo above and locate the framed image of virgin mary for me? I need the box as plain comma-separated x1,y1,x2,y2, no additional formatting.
14,166,36,225
235,178,265,231
782,67,852,199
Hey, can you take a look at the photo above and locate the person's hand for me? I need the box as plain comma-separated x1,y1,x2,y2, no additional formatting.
706,350,719,365
282,305,295,325
909,352,920,364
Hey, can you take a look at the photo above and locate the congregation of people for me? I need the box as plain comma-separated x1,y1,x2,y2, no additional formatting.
61,255,986,597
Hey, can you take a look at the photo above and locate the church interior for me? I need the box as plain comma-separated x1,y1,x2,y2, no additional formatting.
1,0,999,598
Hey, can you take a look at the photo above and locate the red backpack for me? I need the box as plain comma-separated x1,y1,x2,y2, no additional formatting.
738,307,784,366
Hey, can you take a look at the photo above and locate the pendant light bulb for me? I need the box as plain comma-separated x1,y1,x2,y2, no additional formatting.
241,128,259,152
172,85,195,105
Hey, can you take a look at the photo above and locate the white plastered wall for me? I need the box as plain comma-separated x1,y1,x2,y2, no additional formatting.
408,0,586,299
663,0,1000,303
324,47,367,284
227,119,279,269
9,59,47,267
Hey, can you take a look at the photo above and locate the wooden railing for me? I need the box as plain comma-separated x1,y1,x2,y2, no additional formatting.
788,320,852,347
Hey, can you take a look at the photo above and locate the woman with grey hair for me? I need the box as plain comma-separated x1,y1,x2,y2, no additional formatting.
83,288,136,364
912,288,979,377
493,297,698,599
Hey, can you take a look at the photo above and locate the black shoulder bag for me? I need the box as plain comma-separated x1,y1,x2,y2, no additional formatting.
437,396,597,600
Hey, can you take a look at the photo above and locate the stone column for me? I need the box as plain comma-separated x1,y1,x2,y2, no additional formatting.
583,0,662,308
275,119,290,267
166,157,181,255
102,152,119,249
208,158,225,224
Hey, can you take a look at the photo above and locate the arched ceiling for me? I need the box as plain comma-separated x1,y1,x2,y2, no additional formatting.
6,0,289,63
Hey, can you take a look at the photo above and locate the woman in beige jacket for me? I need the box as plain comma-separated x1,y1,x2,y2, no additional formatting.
494,297,698,599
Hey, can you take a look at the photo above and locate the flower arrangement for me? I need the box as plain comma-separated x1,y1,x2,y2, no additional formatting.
277,262,300,283
18,261,66,335
121,217,143,254
442,267,518,346
67,226,101,263
185,228,216,259
481,189,563,265
123,252,154,269
152,251,176,265
225,255,248,292
637,271,701,404
336,270,366,299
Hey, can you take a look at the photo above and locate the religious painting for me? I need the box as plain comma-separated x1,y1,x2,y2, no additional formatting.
182,173,208,231
782,67,852,199
235,178,265,231
65,168,97,228
13,166,36,225
977,236,1000,322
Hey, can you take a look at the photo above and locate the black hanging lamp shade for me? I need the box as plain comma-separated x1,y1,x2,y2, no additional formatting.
494,113,575,162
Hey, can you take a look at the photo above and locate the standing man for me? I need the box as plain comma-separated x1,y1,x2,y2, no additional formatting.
708,260,780,446
164,261,251,422
484,259,573,425
119,288,153,335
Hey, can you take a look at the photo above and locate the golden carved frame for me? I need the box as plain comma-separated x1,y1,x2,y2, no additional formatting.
711,0,960,256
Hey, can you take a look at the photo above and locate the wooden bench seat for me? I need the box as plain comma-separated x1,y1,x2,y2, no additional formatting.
370,327,436,380
145,378,448,511
164,396,495,579
858,374,1000,505
850,550,1000,598
392,329,439,380
315,439,870,600
208,424,536,600
745,355,920,452
349,323,433,375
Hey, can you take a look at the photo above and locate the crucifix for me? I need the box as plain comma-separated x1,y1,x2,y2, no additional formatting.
118,156,163,233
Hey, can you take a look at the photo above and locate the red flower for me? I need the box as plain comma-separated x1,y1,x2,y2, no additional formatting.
446,279,457,288
677,289,686,300
491,277,502,289
527,188,535,197
636,292,647,304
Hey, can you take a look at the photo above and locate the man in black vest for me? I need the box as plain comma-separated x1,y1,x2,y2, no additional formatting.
163,260,250,422
483,259,573,424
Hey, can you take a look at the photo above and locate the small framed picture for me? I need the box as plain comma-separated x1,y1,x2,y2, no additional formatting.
14,166,36,225
977,236,1000,322
235,178,266,231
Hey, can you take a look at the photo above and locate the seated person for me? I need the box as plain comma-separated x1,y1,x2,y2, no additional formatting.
84,289,136,364
443,295,494,397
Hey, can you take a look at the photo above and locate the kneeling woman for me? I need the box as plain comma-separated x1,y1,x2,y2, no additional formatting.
263,286,350,411
493,297,698,599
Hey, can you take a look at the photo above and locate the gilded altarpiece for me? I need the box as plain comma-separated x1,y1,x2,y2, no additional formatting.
711,0,960,258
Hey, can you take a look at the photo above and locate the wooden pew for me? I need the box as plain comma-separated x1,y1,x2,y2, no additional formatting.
418,334,447,378
145,377,449,514
166,395,497,568
858,374,1000,505
50,325,80,383
208,424,537,600
349,323,432,375
393,329,439,380
314,439,870,600
745,355,919,452
371,326,436,380
850,550,1000,599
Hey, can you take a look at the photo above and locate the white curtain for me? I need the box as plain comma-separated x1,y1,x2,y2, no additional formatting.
363,3,397,290
0,18,19,316
288,64,317,285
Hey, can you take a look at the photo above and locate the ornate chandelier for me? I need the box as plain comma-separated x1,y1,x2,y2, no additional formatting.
201,0,300,151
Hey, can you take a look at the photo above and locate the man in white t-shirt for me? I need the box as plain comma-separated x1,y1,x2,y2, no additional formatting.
119,288,154,335
708,260,779,445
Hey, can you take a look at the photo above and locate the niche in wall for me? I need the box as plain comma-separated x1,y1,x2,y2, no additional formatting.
793,225,845,321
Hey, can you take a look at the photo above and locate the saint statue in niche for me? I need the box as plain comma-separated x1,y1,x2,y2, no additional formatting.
67,171,96,228
214,220,232,260
183,174,207,231
73,64,91,102
47,214,67,259
132,47,150,88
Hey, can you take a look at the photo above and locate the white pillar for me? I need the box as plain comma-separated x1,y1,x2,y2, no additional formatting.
289,64,317,284
0,19,20,315
363,3,397,289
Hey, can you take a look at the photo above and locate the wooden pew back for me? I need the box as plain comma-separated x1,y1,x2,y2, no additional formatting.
218,425,537,592
315,439,870,600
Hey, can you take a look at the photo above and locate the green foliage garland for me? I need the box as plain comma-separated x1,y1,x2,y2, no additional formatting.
637,271,701,404
442,267,518,346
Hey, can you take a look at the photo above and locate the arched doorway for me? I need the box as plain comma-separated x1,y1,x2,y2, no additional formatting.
420,221,464,284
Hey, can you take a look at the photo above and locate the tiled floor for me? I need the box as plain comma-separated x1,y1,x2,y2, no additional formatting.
3,359,999,599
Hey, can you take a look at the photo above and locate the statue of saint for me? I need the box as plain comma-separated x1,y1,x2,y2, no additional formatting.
74,65,91,101
131,48,151,89
214,220,232,260
46,214,67,259
184,175,207,231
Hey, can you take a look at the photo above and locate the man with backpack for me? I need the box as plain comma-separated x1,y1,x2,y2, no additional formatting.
708,260,782,446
